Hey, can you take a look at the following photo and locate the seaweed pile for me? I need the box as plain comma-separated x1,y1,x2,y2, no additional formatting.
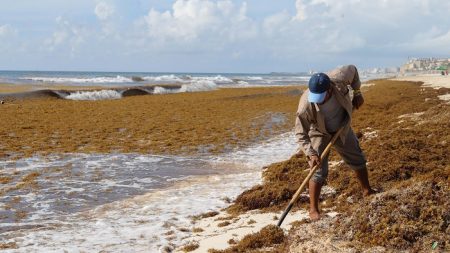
227,80,449,251
208,225,286,253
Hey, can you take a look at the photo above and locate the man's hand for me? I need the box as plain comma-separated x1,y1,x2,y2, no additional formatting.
308,155,321,169
352,93,364,110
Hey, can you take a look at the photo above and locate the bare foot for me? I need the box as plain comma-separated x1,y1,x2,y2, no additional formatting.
309,210,321,221
363,188,378,197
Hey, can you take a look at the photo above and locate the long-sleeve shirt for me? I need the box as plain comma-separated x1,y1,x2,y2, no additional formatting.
294,65,361,157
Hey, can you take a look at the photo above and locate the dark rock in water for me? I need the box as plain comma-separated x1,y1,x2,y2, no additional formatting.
0,89,68,100
132,76,145,82
121,88,150,97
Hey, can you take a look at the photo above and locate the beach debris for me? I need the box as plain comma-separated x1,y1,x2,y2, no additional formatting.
191,211,219,221
247,219,256,225
0,242,18,249
181,242,199,252
0,100,4,104
431,241,438,250
192,227,204,233
208,225,285,253
217,221,231,227
227,238,237,245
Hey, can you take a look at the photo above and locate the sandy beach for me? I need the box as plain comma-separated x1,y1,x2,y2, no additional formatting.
0,76,449,252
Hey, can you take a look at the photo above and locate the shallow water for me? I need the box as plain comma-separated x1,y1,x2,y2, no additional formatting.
0,132,297,252
0,154,233,227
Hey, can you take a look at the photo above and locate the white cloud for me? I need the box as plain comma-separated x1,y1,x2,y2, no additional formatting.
141,0,256,44
293,0,306,21
103,0,450,69
3,0,450,71
44,17,87,55
95,2,115,21
261,0,450,56
263,11,290,35
402,28,450,52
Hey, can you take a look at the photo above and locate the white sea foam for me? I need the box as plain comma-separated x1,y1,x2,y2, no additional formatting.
153,86,178,94
179,80,218,92
65,90,122,100
144,74,184,83
237,80,249,86
153,80,218,94
0,132,298,252
2,172,261,253
246,76,264,81
142,75,232,85
192,75,233,83
214,132,296,168
24,75,132,84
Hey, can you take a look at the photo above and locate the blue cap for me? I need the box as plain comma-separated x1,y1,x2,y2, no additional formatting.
308,73,331,103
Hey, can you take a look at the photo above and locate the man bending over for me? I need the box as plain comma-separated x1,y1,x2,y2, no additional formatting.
295,65,375,221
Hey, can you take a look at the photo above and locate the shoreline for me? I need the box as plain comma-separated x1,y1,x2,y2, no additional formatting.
0,131,299,252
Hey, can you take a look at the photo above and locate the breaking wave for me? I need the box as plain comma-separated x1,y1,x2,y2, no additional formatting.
21,74,234,86
65,90,122,100
24,75,132,84
0,82,218,101
179,80,217,92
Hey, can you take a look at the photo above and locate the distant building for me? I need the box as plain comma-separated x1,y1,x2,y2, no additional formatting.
400,57,449,73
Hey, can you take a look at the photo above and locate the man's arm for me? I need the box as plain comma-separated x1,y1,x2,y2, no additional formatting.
348,65,361,90
295,114,321,168
294,113,317,157
349,65,364,109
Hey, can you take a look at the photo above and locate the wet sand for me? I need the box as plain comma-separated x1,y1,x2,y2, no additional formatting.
0,86,301,159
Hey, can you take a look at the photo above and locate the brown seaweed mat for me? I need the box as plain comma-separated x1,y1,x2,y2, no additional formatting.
0,87,301,159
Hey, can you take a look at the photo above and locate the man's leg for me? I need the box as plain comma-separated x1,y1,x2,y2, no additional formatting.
334,129,374,196
308,133,330,220
308,180,322,220
354,168,375,196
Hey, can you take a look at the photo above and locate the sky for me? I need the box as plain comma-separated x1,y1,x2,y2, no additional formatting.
0,0,449,73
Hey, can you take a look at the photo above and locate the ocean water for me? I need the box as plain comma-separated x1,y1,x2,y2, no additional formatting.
0,70,313,101
0,70,396,101
0,70,311,87
0,132,297,252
